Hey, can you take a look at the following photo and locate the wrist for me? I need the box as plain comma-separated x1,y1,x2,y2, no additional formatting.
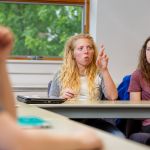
100,68,108,75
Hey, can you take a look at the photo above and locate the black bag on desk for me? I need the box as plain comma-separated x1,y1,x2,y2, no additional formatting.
17,95,65,104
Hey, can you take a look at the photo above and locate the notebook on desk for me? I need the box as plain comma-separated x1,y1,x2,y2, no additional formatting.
17,95,65,104
18,116,52,129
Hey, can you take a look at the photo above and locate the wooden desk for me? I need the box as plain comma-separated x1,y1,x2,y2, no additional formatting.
30,100,150,118
17,102,150,150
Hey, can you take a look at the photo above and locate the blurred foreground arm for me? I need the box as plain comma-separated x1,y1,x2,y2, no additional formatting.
0,26,16,119
0,112,103,150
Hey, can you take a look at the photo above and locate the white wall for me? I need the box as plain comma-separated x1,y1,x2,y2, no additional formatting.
7,60,62,97
90,0,150,84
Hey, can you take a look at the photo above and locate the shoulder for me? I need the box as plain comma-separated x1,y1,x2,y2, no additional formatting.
53,71,60,80
128,69,142,92
131,69,142,81
50,71,61,86
49,71,61,91
55,70,61,76
132,69,142,77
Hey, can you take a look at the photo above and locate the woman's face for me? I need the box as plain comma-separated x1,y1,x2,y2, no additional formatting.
146,41,150,64
73,38,94,68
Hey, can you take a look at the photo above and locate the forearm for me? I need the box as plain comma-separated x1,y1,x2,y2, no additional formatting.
24,129,103,150
0,112,23,150
0,112,78,150
0,61,16,119
130,92,141,102
22,130,81,150
0,112,103,150
101,69,118,100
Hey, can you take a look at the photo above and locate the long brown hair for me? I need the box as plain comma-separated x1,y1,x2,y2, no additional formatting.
59,33,99,99
138,37,150,83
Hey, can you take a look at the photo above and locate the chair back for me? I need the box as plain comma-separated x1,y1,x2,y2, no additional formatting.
117,75,131,100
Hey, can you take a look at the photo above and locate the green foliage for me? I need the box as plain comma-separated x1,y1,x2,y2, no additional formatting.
0,3,82,57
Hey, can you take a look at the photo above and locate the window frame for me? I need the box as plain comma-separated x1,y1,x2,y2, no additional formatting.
0,0,90,60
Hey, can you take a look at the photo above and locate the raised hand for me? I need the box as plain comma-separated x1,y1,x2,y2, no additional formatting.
0,26,14,61
96,45,109,72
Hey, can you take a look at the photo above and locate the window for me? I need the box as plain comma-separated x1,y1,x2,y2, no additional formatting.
0,0,89,60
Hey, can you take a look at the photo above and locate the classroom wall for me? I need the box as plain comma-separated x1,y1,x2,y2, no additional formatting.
90,0,150,84
8,60,62,97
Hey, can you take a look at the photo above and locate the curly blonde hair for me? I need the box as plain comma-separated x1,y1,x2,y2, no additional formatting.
59,33,99,99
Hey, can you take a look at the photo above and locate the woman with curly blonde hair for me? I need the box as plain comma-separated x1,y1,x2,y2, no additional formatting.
48,33,124,137
49,33,117,101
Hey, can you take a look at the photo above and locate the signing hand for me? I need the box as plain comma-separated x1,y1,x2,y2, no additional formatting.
61,88,76,99
96,45,109,72
0,26,14,61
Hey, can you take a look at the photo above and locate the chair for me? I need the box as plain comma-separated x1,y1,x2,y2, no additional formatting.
129,132,150,146
117,75,131,100
128,119,150,146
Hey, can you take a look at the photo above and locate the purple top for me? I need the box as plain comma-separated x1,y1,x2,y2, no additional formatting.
128,69,150,100
128,69,150,126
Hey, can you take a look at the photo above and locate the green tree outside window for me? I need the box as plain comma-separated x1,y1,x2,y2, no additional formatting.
0,3,83,57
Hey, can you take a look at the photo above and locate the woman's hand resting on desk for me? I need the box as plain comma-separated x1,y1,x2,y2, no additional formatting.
61,88,77,99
